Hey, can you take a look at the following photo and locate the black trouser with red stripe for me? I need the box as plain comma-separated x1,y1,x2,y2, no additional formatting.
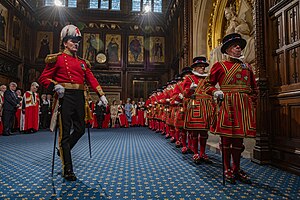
59,89,85,173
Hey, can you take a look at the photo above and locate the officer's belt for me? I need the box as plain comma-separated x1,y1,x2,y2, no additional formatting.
60,83,85,90
220,85,251,94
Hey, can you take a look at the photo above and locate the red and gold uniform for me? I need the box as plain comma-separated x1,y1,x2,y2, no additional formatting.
39,49,105,177
156,89,165,132
205,60,257,137
20,91,40,132
184,72,213,162
166,80,177,138
205,58,257,183
39,50,105,96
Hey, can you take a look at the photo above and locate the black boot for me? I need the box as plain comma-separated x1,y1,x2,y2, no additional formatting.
63,169,77,181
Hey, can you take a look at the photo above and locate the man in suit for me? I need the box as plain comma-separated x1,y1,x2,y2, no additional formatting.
2,82,20,136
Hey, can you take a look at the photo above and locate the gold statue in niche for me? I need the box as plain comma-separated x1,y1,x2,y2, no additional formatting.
208,0,255,72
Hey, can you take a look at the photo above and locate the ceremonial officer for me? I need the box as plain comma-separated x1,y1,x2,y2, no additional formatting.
205,33,257,184
39,25,108,181
171,67,193,147
183,57,213,163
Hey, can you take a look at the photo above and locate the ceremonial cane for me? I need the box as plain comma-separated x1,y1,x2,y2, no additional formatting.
217,94,225,186
221,137,225,186
51,122,58,177
87,123,92,158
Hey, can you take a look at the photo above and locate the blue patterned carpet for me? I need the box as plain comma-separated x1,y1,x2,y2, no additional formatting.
0,127,299,200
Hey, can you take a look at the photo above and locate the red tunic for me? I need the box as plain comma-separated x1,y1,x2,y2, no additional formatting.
39,50,105,96
166,85,175,126
170,81,185,128
205,61,258,138
184,74,213,130
20,91,40,132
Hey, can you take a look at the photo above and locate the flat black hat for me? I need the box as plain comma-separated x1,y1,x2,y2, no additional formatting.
191,56,209,68
220,33,246,54
181,66,193,76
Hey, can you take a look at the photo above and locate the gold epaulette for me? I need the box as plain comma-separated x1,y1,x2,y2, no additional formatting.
78,57,92,68
45,52,62,64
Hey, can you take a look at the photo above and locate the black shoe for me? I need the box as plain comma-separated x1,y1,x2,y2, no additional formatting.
2,133,10,136
63,170,77,181
234,170,252,184
56,147,60,157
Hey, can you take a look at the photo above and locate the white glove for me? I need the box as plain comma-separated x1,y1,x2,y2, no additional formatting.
54,84,65,98
166,98,170,102
100,95,108,106
149,104,152,106
154,101,157,104
178,93,184,99
174,101,179,105
190,83,198,90
213,90,224,101
97,101,103,106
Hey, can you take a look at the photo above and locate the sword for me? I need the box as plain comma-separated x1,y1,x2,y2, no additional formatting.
51,98,61,177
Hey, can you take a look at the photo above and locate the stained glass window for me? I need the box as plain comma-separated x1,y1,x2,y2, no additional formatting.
68,0,77,7
89,0,98,8
44,0,78,7
132,0,141,11
45,0,54,6
142,0,151,12
132,0,162,13
111,0,120,10
153,0,162,12
100,0,109,9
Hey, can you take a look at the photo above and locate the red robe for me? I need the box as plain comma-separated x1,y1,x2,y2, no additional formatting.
205,61,258,138
20,91,40,132
137,101,145,126
15,96,22,130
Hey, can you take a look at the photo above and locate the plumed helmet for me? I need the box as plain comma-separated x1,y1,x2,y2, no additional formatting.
60,24,82,43
31,82,39,88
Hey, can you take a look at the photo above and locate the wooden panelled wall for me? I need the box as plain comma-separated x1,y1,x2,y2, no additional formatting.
264,0,300,175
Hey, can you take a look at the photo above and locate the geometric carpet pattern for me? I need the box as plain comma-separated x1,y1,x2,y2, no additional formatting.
0,127,299,200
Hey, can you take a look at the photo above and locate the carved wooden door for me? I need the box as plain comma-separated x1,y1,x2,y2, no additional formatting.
268,0,300,174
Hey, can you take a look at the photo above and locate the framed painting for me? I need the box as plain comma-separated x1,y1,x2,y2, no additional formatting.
105,34,121,63
83,33,100,63
36,32,53,60
128,35,144,64
150,36,165,63
0,3,8,46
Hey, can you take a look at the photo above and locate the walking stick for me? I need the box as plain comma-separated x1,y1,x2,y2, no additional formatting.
221,137,225,186
217,93,225,186
51,122,58,177
87,122,92,158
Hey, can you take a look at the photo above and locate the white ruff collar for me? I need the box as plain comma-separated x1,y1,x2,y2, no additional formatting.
192,71,208,77
224,54,245,62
